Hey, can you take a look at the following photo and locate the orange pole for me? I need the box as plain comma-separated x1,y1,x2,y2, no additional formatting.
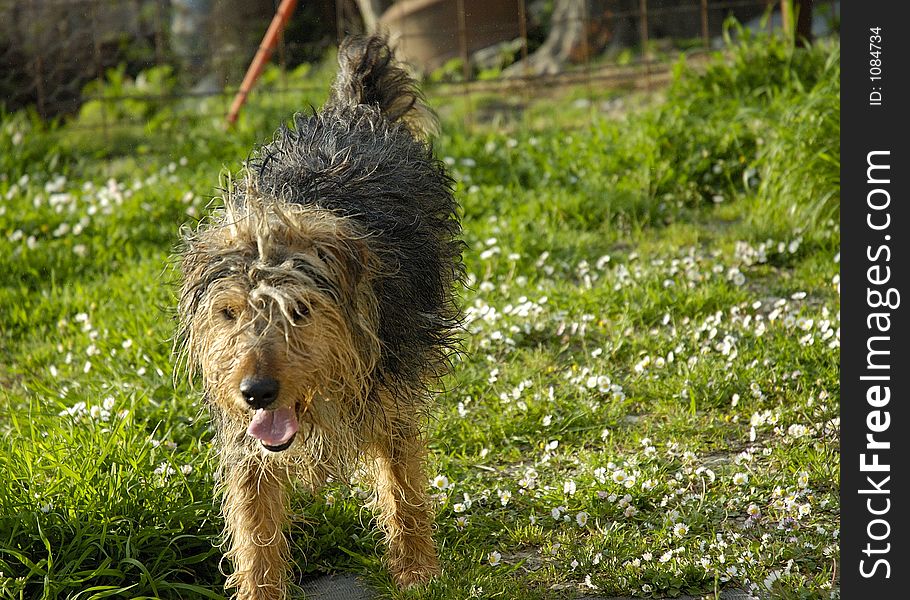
226,0,299,126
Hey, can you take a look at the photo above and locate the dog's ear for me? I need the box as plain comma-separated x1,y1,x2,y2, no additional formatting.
314,235,380,368
175,238,211,378
177,233,245,334
316,235,373,298
178,240,207,322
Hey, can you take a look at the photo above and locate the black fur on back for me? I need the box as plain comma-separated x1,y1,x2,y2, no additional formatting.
243,35,463,387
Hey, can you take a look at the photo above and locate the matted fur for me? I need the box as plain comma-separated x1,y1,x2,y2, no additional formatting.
177,35,462,600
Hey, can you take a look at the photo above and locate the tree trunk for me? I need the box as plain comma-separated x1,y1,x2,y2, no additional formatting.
504,0,586,77
354,0,389,33
795,0,814,47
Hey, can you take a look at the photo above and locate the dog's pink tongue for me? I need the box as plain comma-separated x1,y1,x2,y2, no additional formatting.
247,406,299,446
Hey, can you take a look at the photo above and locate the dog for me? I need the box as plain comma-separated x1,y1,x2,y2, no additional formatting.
177,35,462,600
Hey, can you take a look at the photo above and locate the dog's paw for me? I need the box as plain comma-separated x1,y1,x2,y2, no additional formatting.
392,562,440,589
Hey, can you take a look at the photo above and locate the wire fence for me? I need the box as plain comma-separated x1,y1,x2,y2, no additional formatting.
1,0,835,134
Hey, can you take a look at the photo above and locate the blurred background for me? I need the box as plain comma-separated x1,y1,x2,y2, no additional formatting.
1,0,839,134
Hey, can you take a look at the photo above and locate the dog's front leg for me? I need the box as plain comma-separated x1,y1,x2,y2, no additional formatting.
370,432,440,588
222,458,290,600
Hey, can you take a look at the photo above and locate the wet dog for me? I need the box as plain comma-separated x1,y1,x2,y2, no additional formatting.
177,35,462,599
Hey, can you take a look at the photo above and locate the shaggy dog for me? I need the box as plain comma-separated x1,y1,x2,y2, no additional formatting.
177,35,462,600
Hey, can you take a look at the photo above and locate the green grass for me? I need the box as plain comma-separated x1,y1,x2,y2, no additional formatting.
1,30,839,600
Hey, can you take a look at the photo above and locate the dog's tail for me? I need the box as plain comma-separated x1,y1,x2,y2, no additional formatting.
327,35,437,138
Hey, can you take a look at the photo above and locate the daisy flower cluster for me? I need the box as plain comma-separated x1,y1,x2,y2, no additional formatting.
3,159,204,259
47,310,170,388
429,215,840,597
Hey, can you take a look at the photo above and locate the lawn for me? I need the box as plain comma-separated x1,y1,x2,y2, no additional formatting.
0,28,840,600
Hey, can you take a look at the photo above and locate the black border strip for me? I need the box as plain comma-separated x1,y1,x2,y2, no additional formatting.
841,2,909,595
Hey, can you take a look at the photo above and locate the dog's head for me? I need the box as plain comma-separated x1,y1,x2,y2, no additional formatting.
177,193,379,452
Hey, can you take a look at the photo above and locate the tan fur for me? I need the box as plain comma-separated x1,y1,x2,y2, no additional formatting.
365,393,441,587
179,193,443,599
222,457,290,600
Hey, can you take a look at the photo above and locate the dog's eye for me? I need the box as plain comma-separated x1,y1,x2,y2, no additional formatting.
221,306,238,321
292,305,310,323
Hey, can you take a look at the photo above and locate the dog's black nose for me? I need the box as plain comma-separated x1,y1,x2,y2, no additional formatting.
240,376,280,409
